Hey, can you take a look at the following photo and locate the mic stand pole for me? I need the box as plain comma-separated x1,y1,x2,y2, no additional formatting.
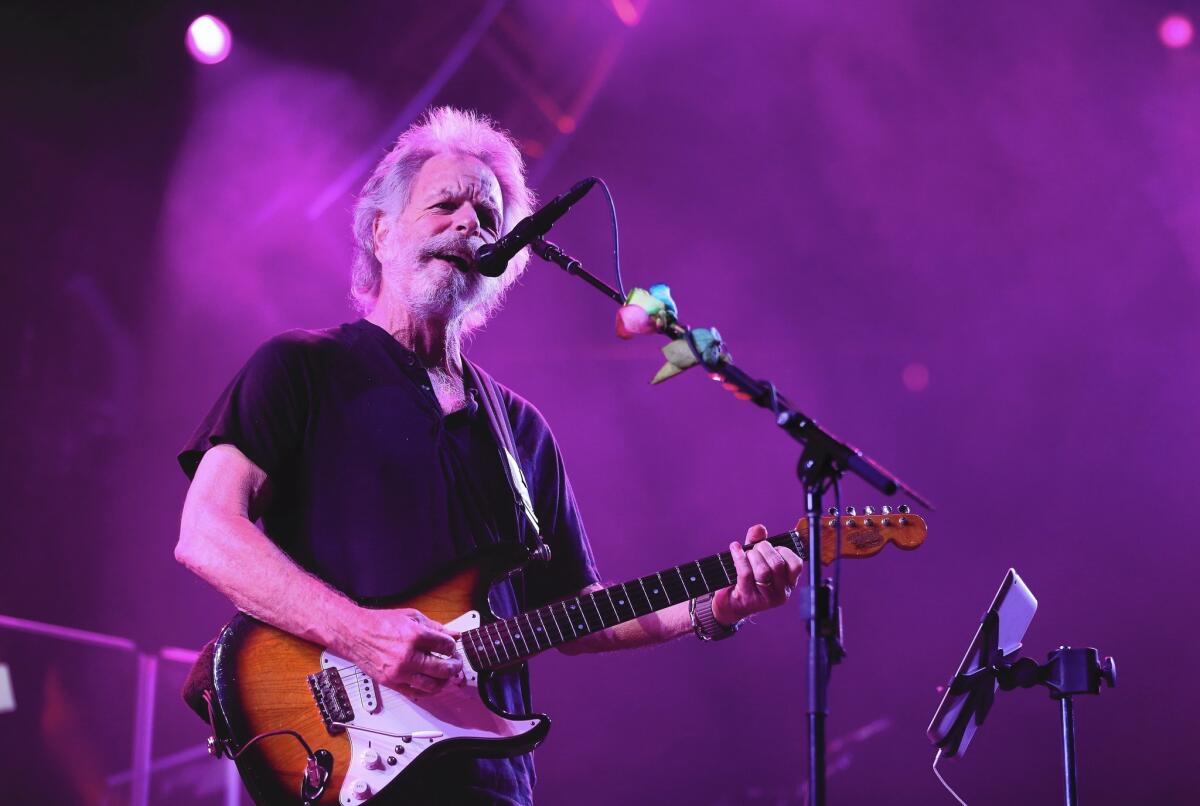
799,442,833,805
531,237,932,805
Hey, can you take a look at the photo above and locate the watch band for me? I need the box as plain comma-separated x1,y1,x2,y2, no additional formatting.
690,593,741,642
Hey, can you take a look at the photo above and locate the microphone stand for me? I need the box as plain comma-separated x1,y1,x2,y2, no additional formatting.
530,238,932,805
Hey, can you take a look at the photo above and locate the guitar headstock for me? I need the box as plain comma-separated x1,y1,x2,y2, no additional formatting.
795,505,927,565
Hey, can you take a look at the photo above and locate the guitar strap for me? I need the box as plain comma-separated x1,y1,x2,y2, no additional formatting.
182,364,549,746
465,360,552,565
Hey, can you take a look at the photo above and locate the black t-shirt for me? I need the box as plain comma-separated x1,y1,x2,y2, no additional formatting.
179,318,600,804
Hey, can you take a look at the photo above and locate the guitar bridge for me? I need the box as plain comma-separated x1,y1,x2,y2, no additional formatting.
307,668,354,733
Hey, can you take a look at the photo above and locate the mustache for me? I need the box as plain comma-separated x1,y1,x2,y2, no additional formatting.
418,232,478,267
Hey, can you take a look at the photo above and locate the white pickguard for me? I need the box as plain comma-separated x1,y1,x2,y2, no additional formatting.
320,610,542,804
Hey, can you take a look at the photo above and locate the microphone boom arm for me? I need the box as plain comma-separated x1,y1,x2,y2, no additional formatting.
529,237,932,506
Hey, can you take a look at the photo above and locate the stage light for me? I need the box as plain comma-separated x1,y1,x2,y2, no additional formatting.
187,15,232,65
902,362,930,393
1159,14,1194,49
611,0,643,27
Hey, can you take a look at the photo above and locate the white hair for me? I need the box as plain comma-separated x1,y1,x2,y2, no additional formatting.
350,106,535,329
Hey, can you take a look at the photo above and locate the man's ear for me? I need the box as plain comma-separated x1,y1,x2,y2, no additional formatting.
372,212,392,262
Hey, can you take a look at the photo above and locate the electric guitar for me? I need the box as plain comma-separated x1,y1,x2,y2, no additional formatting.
208,507,926,804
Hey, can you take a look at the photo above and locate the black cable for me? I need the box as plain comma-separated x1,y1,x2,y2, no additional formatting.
204,689,318,760
831,474,843,635
593,177,625,299
203,690,330,804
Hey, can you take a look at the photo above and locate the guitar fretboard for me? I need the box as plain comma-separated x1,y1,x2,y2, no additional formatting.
461,530,804,671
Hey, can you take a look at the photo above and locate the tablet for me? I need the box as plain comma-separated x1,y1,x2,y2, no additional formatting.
927,568,1038,758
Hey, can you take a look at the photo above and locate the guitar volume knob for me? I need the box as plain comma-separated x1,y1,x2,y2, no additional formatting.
361,749,383,770
349,779,372,801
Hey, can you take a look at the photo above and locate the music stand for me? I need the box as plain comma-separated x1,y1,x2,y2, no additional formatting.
927,569,1116,806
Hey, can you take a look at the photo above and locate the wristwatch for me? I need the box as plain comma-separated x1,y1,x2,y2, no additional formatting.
690,593,742,642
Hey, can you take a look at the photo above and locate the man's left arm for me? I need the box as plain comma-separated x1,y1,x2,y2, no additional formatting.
557,524,803,654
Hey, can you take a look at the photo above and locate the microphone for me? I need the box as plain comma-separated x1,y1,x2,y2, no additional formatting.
473,177,597,277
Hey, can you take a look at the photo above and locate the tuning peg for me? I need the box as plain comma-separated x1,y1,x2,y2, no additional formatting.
844,506,857,516
863,506,875,515
881,506,893,514
897,504,911,514
826,507,839,516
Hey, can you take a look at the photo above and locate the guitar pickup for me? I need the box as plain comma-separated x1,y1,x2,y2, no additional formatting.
307,668,354,733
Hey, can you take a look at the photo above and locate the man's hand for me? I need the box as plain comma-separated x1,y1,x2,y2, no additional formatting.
344,608,463,696
711,524,804,626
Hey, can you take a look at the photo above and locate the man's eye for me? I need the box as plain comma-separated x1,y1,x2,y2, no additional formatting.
478,209,498,231
433,202,456,211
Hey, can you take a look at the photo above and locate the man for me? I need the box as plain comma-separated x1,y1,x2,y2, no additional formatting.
175,107,803,804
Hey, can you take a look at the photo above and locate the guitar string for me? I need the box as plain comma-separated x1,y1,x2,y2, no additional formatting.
317,527,914,710
327,533,811,686
450,534,796,659
331,523,883,678
330,550,758,684
331,540,820,708
332,567,762,682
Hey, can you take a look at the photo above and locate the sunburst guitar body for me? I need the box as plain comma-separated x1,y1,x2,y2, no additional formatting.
209,508,927,804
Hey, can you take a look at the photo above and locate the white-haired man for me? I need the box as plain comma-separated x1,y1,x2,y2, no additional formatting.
175,107,803,804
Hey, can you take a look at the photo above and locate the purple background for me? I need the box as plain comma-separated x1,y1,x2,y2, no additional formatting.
3,1,1198,803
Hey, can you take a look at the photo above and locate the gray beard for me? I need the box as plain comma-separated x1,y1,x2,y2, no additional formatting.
388,235,483,321
405,265,470,318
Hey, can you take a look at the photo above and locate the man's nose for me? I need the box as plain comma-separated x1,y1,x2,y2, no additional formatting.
452,205,480,236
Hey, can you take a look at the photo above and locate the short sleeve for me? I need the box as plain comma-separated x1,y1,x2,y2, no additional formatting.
178,335,310,481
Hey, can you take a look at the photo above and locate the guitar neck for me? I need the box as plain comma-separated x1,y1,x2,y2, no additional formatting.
461,530,805,671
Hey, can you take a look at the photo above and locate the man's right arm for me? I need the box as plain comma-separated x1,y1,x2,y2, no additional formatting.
174,444,461,694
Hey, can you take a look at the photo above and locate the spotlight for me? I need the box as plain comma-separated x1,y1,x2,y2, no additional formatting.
186,15,232,65
610,0,643,27
1159,14,1194,49
902,362,930,393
